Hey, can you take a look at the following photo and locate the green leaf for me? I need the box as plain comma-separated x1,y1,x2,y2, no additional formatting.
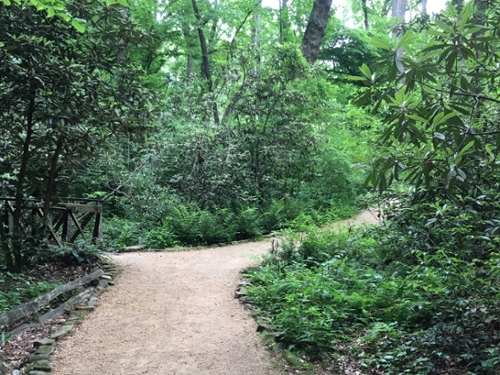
426,29,448,37
407,115,428,123
459,1,474,32
71,19,85,33
435,20,453,33
445,51,458,73
348,76,367,81
1,0,11,5
359,64,372,79
117,0,129,6
354,91,372,106
397,30,416,49
458,140,475,157
370,37,391,50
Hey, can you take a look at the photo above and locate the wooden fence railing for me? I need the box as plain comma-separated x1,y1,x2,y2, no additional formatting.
0,197,103,247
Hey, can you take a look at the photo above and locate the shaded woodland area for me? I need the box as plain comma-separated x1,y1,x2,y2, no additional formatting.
1,0,500,373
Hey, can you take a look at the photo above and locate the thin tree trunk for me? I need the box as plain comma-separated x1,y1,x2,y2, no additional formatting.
392,0,406,73
301,0,333,64
362,0,369,30
0,205,14,272
116,8,130,65
192,0,211,84
280,0,290,43
251,0,262,75
42,135,64,220
421,0,427,14
187,53,194,81
12,95,36,272
191,0,220,125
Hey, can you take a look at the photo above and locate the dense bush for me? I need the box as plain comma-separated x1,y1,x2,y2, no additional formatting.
245,198,500,374
0,271,60,313
103,199,360,251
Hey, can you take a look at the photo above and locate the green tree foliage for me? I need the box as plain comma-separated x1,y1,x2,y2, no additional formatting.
0,0,152,271
356,2,499,200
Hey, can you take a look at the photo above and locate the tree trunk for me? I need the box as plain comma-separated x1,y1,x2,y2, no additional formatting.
187,53,193,81
251,0,262,75
279,0,290,43
301,0,333,64
42,135,64,222
191,0,220,125
11,95,36,272
392,0,406,73
0,205,14,272
116,8,130,65
362,0,369,30
421,0,427,14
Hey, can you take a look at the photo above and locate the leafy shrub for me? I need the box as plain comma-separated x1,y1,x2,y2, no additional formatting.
104,217,144,250
142,227,177,250
0,272,60,313
245,205,500,373
234,207,263,240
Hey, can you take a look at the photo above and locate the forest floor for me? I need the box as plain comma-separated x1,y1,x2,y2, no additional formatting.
48,210,380,375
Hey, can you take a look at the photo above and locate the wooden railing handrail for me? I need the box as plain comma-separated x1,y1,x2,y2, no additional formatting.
0,197,103,204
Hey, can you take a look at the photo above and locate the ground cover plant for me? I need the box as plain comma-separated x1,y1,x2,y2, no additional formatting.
245,198,500,374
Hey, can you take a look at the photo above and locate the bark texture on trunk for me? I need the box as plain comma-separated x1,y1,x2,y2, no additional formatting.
191,0,220,124
301,0,333,64
251,0,262,75
187,53,193,81
362,0,369,30
191,0,212,85
392,0,406,73
11,95,36,272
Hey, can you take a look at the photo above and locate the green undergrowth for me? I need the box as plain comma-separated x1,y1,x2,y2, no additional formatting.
0,242,106,314
244,201,500,374
103,199,359,251
0,271,61,314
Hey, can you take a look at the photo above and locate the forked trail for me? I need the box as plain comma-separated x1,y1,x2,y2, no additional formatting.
51,211,379,375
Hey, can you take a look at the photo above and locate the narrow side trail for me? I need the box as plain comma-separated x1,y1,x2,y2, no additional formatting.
51,211,379,375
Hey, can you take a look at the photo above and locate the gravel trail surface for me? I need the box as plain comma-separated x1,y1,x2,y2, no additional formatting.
51,211,379,375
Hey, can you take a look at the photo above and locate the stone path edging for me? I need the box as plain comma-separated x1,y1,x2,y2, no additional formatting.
2,261,118,375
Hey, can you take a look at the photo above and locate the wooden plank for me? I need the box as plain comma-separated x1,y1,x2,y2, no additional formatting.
0,270,103,327
7,289,94,339
33,208,63,248
69,211,87,242
61,210,70,242
65,203,102,213
52,211,66,233
93,212,103,239
60,197,104,204
0,198,104,246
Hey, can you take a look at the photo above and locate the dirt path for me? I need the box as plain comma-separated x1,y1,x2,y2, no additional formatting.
51,212,379,375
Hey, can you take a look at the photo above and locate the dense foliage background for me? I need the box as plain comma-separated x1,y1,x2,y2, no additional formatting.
1,0,499,373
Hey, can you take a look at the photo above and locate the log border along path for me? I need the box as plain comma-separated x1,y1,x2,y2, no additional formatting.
50,211,379,375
